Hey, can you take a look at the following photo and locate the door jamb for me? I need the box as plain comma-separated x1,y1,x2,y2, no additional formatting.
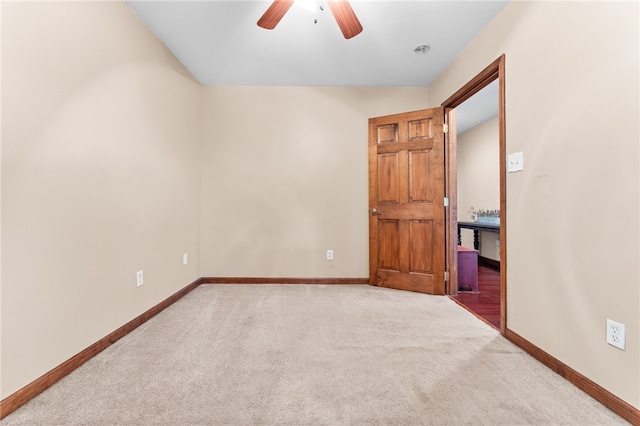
441,54,507,335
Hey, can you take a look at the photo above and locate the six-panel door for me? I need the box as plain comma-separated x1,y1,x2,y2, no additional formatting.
368,108,445,295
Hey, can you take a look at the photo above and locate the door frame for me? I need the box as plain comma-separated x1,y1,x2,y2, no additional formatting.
442,55,507,335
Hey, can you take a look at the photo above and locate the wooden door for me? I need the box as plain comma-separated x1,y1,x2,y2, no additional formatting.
368,108,446,295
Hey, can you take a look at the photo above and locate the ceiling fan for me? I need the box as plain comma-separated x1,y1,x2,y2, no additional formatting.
257,0,363,40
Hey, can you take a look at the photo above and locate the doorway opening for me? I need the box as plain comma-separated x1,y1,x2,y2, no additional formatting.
442,55,507,334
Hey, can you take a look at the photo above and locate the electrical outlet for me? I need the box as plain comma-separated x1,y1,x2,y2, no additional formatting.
326,249,334,261
606,319,625,350
183,253,188,265
136,270,144,287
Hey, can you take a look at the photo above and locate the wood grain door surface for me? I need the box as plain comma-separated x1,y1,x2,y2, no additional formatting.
368,108,446,295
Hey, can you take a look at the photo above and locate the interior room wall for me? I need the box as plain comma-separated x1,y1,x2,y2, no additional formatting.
457,117,499,260
1,1,202,398
428,1,640,408
200,86,427,278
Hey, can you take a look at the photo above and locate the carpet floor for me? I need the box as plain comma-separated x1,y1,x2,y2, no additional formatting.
1,284,628,425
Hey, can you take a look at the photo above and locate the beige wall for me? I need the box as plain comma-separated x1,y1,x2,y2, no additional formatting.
457,117,500,260
429,2,640,408
1,2,202,398
200,86,427,278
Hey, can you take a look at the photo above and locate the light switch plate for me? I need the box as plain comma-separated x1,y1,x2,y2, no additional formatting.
508,152,524,173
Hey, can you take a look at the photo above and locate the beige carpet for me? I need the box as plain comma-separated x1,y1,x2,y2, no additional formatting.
2,284,627,425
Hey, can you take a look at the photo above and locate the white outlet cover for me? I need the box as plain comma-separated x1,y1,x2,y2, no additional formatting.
606,319,625,350
136,270,144,287
183,253,188,265
326,250,334,260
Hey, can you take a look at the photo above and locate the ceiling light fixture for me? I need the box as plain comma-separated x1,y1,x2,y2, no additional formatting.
414,44,431,54
296,0,317,13
258,0,362,39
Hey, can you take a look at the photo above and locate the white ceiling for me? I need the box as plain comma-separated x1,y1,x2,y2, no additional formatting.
126,0,508,87
455,79,499,135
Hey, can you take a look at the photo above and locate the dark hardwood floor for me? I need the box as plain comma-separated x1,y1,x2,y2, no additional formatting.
451,263,500,330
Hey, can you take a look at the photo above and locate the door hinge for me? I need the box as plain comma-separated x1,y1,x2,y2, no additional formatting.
444,197,449,207
444,271,449,282
443,123,449,134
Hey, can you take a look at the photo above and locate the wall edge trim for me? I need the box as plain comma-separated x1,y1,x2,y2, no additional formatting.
0,277,203,419
505,328,640,424
478,256,500,268
200,277,370,285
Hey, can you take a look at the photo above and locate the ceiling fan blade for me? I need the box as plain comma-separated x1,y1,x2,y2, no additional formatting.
327,0,363,39
257,0,295,30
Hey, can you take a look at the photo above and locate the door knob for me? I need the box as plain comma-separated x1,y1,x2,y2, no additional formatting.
371,208,382,216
